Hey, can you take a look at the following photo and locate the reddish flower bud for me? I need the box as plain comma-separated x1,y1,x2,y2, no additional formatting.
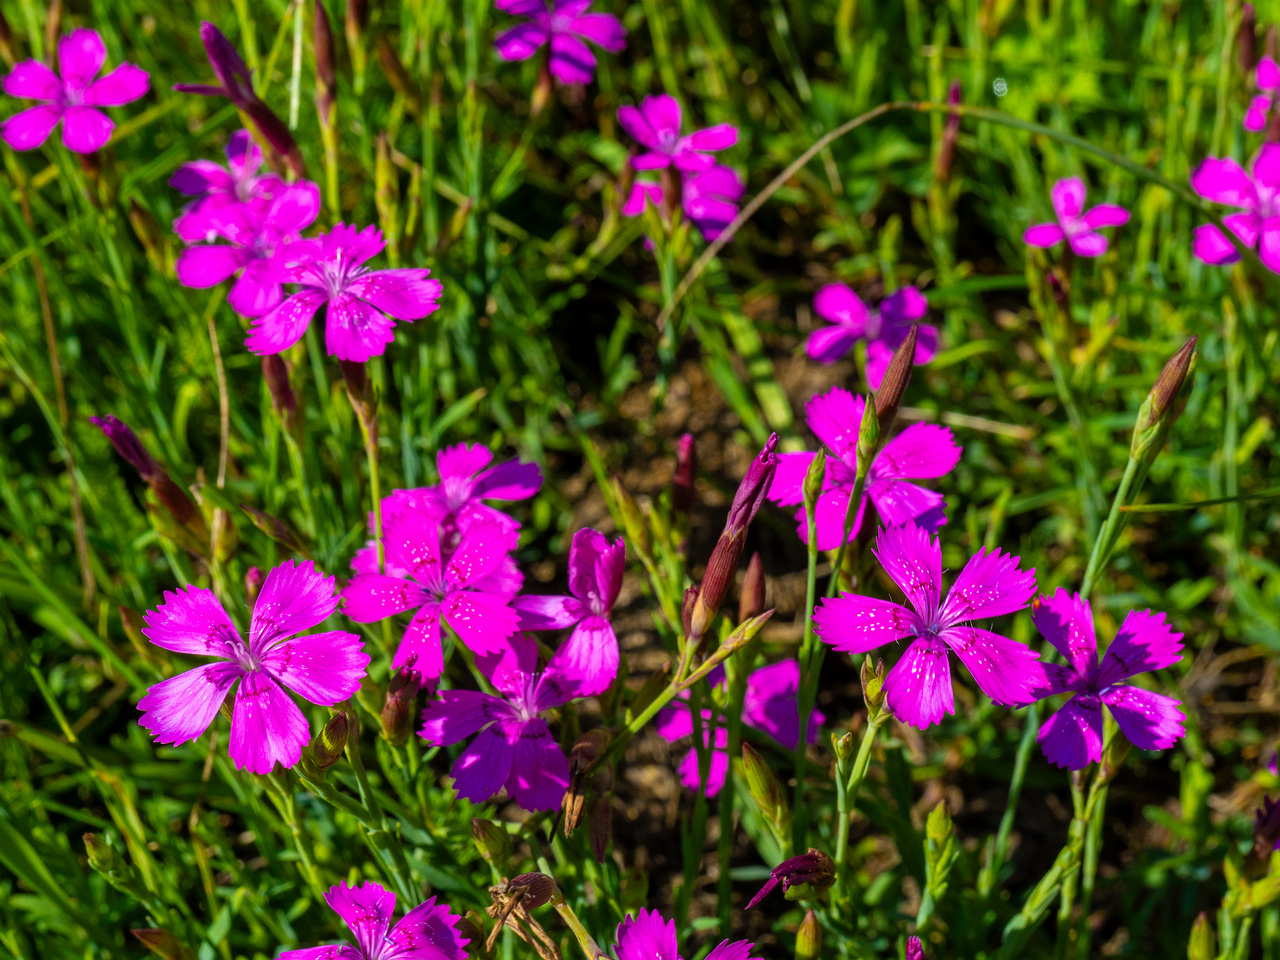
381,658,423,746
1241,4,1258,74
934,79,962,182
906,935,925,960
261,355,296,425
681,584,698,638
90,414,159,480
245,566,264,605
874,324,917,436
745,848,835,909
738,550,765,622
671,433,697,515
506,872,556,910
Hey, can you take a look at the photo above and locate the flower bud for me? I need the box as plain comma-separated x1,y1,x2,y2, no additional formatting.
91,415,206,539
381,659,423,746
131,929,195,960
507,872,556,910
745,848,835,909
681,585,698,638
313,712,349,769
472,818,513,865
934,79,962,182
91,414,160,480
1255,797,1280,858
84,832,123,875
690,434,779,641
313,0,337,127
671,433,697,515
906,935,925,960
1240,5,1258,74
457,916,488,960
861,656,888,720
795,909,821,960
245,567,264,606
239,504,309,557
1131,336,1197,462
874,324,918,438
831,730,854,762
261,355,296,426
738,551,765,623
742,743,789,836
926,798,952,844
1098,734,1132,784
1187,912,1213,960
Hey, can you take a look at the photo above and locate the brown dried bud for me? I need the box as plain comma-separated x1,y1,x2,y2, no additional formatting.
245,567,264,606
671,433,697,515
681,585,698,638
381,659,423,746
1240,5,1258,74
874,323,917,437
738,551,765,622
563,729,610,836
131,929,195,960
261,355,296,426
506,873,556,910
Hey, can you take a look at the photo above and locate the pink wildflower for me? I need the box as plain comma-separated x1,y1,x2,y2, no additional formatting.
621,165,745,242
656,660,823,797
1,28,149,153
514,528,625,696
175,181,321,318
617,94,738,172
342,507,522,681
278,881,468,960
1023,177,1129,257
807,284,938,390
813,524,1040,728
493,0,626,85
1189,145,1280,270
137,560,368,775
245,223,442,361
1245,57,1280,132
613,909,759,960
170,129,286,243
766,387,960,551
906,936,925,960
419,634,579,811
1027,589,1185,770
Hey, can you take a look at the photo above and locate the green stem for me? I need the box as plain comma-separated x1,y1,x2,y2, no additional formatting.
1074,784,1109,960
791,479,822,855
266,772,326,901
1079,455,1139,599
832,710,889,909
718,638,759,933
551,891,608,960
978,702,1040,898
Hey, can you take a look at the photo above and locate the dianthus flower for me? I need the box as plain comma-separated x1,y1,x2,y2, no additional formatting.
515,528,624,696
342,507,521,680
245,223,442,361
622,165,746,242
656,660,823,797
175,181,320,317
137,560,368,775
1023,177,1130,257
2,28,149,153
278,881,468,960
814,524,1040,728
493,0,626,84
612,909,759,960
1246,57,1280,133
1026,589,1185,769
1189,145,1280,270
807,284,938,390
618,94,738,172
170,129,285,242
766,387,960,551
419,634,579,810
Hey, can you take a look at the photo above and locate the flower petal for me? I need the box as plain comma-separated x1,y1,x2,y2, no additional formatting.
447,519,519,587
1190,156,1257,207
938,546,1035,626
616,910,680,960
3,60,61,100
805,386,865,465
872,423,961,480
396,602,445,676
1066,230,1108,257
1191,222,1243,265
137,662,243,746
570,12,627,51
684,123,738,152
1246,95,1272,132
1,104,62,150
387,897,469,960
567,527,624,612
549,33,596,84
1037,694,1104,770
250,559,341,651
176,244,248,289
1256,143,1280,187
866,479,948,532
813,283,869,330
1102,685,1184,751
506,719,570,811
766,450,813,508
420,689,502,745
1022,222,1066,248
342,573,428,623
442,589,520,655
622,180,663,214
58,29,107,92
1031,588,1097,679
228,670,311,775
942,625,1042,707
322,882,396,958
260,630,368,705
805,324,860,364
143,584,241,657
880,286,929,324
83,63,150,106
1095,608,1184,686
475,457,542,500
324,292,397,362
513,593,585,630
450,725,516,803
60,105,113,152
742,659,822,748
227,259,283,317
347,269,443,320
871,522,942,618
548,615,618,697
246,288,327,355
1259,216,1280,273
1050,177,1087,221
813,592,916,655
617,104,660,150
705,942,761,960
1080,204,1130,229
494,21,549,62
677,728,729,796
884,635,954,729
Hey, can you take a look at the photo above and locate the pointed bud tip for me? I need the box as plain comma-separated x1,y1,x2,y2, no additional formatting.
874,324,919,431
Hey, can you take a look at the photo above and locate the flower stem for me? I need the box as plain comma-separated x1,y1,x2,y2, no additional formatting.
550,890,608,960
265,771,326,901
791,482,822,854
718,637,759,933
832,709,888,910
1079,455,1139,600
978,701,1039,898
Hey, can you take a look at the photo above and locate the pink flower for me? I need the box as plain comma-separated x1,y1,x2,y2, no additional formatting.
1023,177,1129,257
766,387,960,551
907,936,925,960
1026,589,1185,770
418,634,579,811
170,129,286,243
1,28,149,153
136,560,369,775
175,181,321,318
613,909,759,960
278,881,468,960
621,165,746,243
617,94,738,172
245,223,442,361
807,284,938,390
1245,56,1280,132
342,505,522,681
493,0,626,85
514,528,624,696
384,442,542,537
813,524,1040,729
1189,145,1280,270
656,660,823,797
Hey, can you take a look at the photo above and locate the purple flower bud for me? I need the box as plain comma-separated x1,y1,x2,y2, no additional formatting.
245,566,264,605
744,848,835,909
906,935,925,960
90,415,159,481
935,79,962,182
1241,4,1258,74
1256,796,1280,857
738,550,764,622
671,433,696,515
726,432,779,534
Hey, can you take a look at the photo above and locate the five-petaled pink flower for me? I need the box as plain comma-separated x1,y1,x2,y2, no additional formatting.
618,94,738,172
342,506,522,681
807,284,938,390
613,910,759,960
245,223,442,362
1027,589,1185,770
814,524,1040,729
766,387,960,551
622,165,745,242
1023,177,1130,257
493,0,626,85
1189,145,1280,271
176,181,321,318
137,560,369,775
2,28,149,153
419,634,579,811
514,528,625,696
170,129,286,243
1246,57,1280,132
278,881,468,960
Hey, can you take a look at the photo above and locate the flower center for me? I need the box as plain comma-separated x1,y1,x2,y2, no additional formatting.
316,251,367,297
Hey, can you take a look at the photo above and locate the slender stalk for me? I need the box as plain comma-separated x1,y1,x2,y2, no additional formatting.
717,640,758,932
1079,456,1139,599
550,890,608,960
978,702,1040,897
1074,783,1109,960
265,772,325,900
832,710,889,909
791,483,821,854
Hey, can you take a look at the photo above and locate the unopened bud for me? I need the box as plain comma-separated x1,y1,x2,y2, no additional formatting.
346,0,370,90
91,415,205,535
745,848,835,909
457,916,488,960
262,355,296,426
314,712,349,769
131,929,195,960
1241,5,1258,74
906,935,925,960
742,743,789,836
1255,797,1280,858
314,0,337,126
245,567,264,606
795,909,821,960
926,798,953,843
738,551,765,622
831,730,854,762
90,414,160,480
472,818,513,865
507,872,556,910
934,79,962,182
381,659,423,746
1136,336,1197,439
681,585,698,638
873,324,918,437
84,833,124,875
1187,913,1213,960
612,476,651,558
862,657,888,719
671,433,697,514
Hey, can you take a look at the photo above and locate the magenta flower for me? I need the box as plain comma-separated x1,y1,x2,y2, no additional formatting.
278,881,468,960
1246,57,1280,132
493,0,626,85
1023,177,1130,257
419,634,579,811
613,909,759,960
617,94,738,172
1026,589,1185,770
342,507,522,681
1189,145,1280,270
385,442,542,536
621,165,746,242
807,284,938,390
1,29,149,153
137,560,368,775
907,936,925,960
175,181,320,318
170,129,285,243
766,387,960,551
245,223,442,361
813,524,1040,729
514,528,624,696
656,660,823,797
